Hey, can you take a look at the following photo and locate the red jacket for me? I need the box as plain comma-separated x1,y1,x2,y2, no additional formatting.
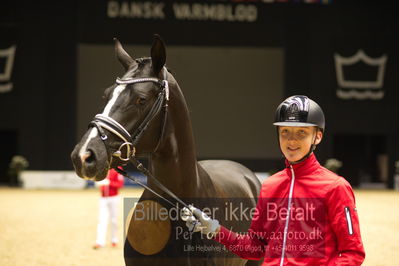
100,168,124,197
215,154,365,265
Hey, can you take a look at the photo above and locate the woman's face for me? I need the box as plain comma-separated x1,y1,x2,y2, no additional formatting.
278,126,323,163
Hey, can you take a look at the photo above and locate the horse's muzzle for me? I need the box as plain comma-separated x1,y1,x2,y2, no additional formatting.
70,135,109,181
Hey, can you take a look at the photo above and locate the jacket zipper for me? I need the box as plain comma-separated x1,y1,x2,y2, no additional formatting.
280,165,296,266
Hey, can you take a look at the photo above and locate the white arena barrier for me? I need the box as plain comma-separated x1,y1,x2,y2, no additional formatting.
19,171,87,189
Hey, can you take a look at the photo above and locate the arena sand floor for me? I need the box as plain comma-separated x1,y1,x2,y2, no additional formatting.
0,187,398,266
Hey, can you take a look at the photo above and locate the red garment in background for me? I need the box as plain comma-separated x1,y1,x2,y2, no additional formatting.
100,168,124,197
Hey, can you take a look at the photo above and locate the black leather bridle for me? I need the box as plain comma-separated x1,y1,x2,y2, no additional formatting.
89,69,169,162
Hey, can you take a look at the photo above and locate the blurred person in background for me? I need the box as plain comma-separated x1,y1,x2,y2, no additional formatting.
93,168,124,249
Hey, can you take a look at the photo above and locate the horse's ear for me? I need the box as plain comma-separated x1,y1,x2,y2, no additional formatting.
113,37,136,70
151,34,166,76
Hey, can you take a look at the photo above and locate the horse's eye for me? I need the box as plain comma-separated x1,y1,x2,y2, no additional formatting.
136,97,146,106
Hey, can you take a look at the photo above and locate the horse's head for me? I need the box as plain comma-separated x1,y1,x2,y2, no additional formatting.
71,35,168,181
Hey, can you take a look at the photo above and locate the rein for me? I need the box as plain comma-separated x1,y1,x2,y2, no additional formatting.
114,158,189,209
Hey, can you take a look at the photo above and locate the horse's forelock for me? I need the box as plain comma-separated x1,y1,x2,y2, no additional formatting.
120,57,152,80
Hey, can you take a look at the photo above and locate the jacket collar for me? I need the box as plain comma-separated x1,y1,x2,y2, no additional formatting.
285,153,320,177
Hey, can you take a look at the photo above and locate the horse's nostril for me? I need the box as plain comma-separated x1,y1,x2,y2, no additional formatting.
86,150,96,164
81,150,96,164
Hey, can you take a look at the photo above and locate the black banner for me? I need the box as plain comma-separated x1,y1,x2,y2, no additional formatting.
78,0,285,46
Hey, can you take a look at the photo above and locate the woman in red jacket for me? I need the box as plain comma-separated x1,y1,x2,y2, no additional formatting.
93,168,124,249
183,95,365,265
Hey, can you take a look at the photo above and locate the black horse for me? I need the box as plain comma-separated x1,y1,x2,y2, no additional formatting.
71,35,261,266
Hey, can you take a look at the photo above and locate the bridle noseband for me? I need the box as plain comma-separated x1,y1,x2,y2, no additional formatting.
89,69,169,162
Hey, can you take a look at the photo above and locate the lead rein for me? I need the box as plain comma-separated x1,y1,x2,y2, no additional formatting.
113,157,190,210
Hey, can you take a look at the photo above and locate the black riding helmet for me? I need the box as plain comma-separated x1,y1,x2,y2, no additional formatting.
273,95,325,163
273,95,325,131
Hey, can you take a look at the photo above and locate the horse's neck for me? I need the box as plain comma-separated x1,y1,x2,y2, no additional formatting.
149,81,204,197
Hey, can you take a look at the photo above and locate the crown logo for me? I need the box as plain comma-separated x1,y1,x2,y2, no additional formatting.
334,49,387,100
0,45,16,93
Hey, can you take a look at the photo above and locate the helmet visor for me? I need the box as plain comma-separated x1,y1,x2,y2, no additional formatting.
273,122,318,127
